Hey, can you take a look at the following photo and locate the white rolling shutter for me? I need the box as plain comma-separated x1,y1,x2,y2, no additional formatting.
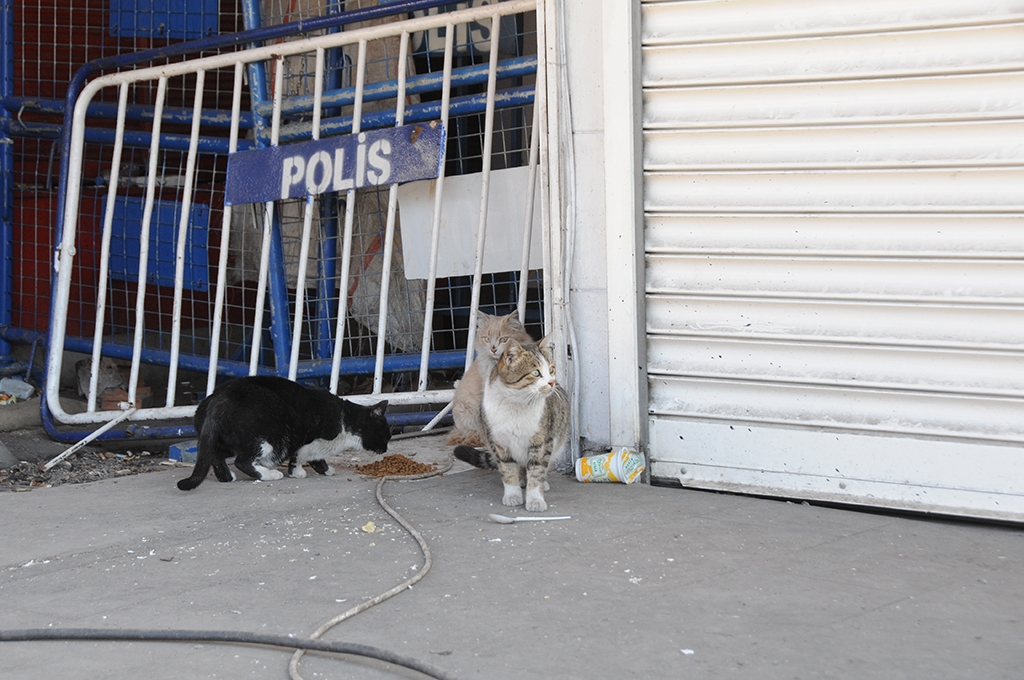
640,0,1024,521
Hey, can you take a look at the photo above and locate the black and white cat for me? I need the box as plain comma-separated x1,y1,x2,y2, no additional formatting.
177,376,390,491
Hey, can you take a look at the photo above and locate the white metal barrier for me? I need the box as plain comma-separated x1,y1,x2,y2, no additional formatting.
45,0,557,429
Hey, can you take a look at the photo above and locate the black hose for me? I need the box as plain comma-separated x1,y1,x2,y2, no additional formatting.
0,628,457,680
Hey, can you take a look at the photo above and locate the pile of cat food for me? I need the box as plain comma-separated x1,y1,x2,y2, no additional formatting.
354,454,437,478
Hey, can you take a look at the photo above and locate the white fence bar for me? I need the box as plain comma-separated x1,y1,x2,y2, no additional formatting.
517,104,540,323
463,14,503,372
127,75,168,406
372,32,410,395
417,25,455,393
329,38,367,395
250,56,286,376
167,69,207,406
87,82,130,413
206,62,246,398
289,47,327,382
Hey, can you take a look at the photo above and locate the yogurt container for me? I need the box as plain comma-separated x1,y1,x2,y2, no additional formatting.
575,448,645,484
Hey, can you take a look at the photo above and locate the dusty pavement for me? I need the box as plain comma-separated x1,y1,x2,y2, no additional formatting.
2,430,1024,679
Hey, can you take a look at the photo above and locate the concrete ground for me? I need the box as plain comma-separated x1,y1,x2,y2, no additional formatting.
1,431,1023,679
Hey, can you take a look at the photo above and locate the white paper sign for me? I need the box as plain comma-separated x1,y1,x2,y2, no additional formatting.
397,165,542,280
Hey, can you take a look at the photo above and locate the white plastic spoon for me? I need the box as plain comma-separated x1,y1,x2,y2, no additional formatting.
488,514,571,524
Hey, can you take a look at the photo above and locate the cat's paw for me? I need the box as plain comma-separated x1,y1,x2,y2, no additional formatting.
290,466,307,479
502,484,524,507
255,465,284,481
322,465,336,476
525,490,548,512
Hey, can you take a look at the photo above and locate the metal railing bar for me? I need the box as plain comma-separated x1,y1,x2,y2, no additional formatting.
276,85,536,142
249,56,285,375
166,69,208,407
3,96,255,129
329,38,367,395
86,82,130,413
206,62,246,398
61,335,469,380
7,86,535,155
517,103,540,322
288,47,327,382
372,31,411,395
70,1,538,124
463,14,503,372
126,75,169,407
253,55,538,118
417,24,456,393
34,86,534,154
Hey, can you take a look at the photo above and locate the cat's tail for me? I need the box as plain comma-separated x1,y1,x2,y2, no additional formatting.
176,453,212,490
177,395,212,491
177,422,215,491
453,445,498,470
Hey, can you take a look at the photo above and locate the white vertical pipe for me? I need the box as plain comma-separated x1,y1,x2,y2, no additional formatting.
547,0,577,463
206,62,246,398
330,39,367,394
249,56,285,376
416,25,455,393
87,82,130,413
47,75,98,421
127,76,169,406
516,104,540,323
601,0,646,450
288,47,326,381
534,0,553,336
166,69,207,407
463,14,502,373
371,32,410,394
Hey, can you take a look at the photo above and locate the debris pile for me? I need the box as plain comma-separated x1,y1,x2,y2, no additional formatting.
0,450,165,492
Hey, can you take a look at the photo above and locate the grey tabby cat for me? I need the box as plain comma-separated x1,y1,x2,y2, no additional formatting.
454,335,569,512
447,311,533,446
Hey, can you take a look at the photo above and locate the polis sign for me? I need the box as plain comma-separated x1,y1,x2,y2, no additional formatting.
225,122,445,205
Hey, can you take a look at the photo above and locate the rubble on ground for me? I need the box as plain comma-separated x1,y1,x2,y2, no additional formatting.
0,450,167,492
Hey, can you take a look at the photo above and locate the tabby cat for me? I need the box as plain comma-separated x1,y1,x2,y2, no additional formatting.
177,376,390,491
454,336,569,512
447,311,533,446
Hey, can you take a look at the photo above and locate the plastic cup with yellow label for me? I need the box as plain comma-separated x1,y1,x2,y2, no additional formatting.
575,448,645,484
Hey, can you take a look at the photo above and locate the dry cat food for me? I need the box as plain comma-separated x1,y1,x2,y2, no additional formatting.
355,454,437,478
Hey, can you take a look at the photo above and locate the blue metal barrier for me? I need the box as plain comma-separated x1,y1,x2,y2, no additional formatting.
22,0,538,441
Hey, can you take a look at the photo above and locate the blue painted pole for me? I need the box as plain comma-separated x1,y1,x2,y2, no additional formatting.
239,0,292,373
0,0,14,364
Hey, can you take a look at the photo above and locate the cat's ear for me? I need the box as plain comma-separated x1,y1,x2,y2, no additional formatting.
504,312,525,332
503,339,525,362
370,400,389,418
538,333,557,364
475,312,493,328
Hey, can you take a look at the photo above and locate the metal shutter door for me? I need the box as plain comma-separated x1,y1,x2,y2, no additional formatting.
640,0,1024,521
